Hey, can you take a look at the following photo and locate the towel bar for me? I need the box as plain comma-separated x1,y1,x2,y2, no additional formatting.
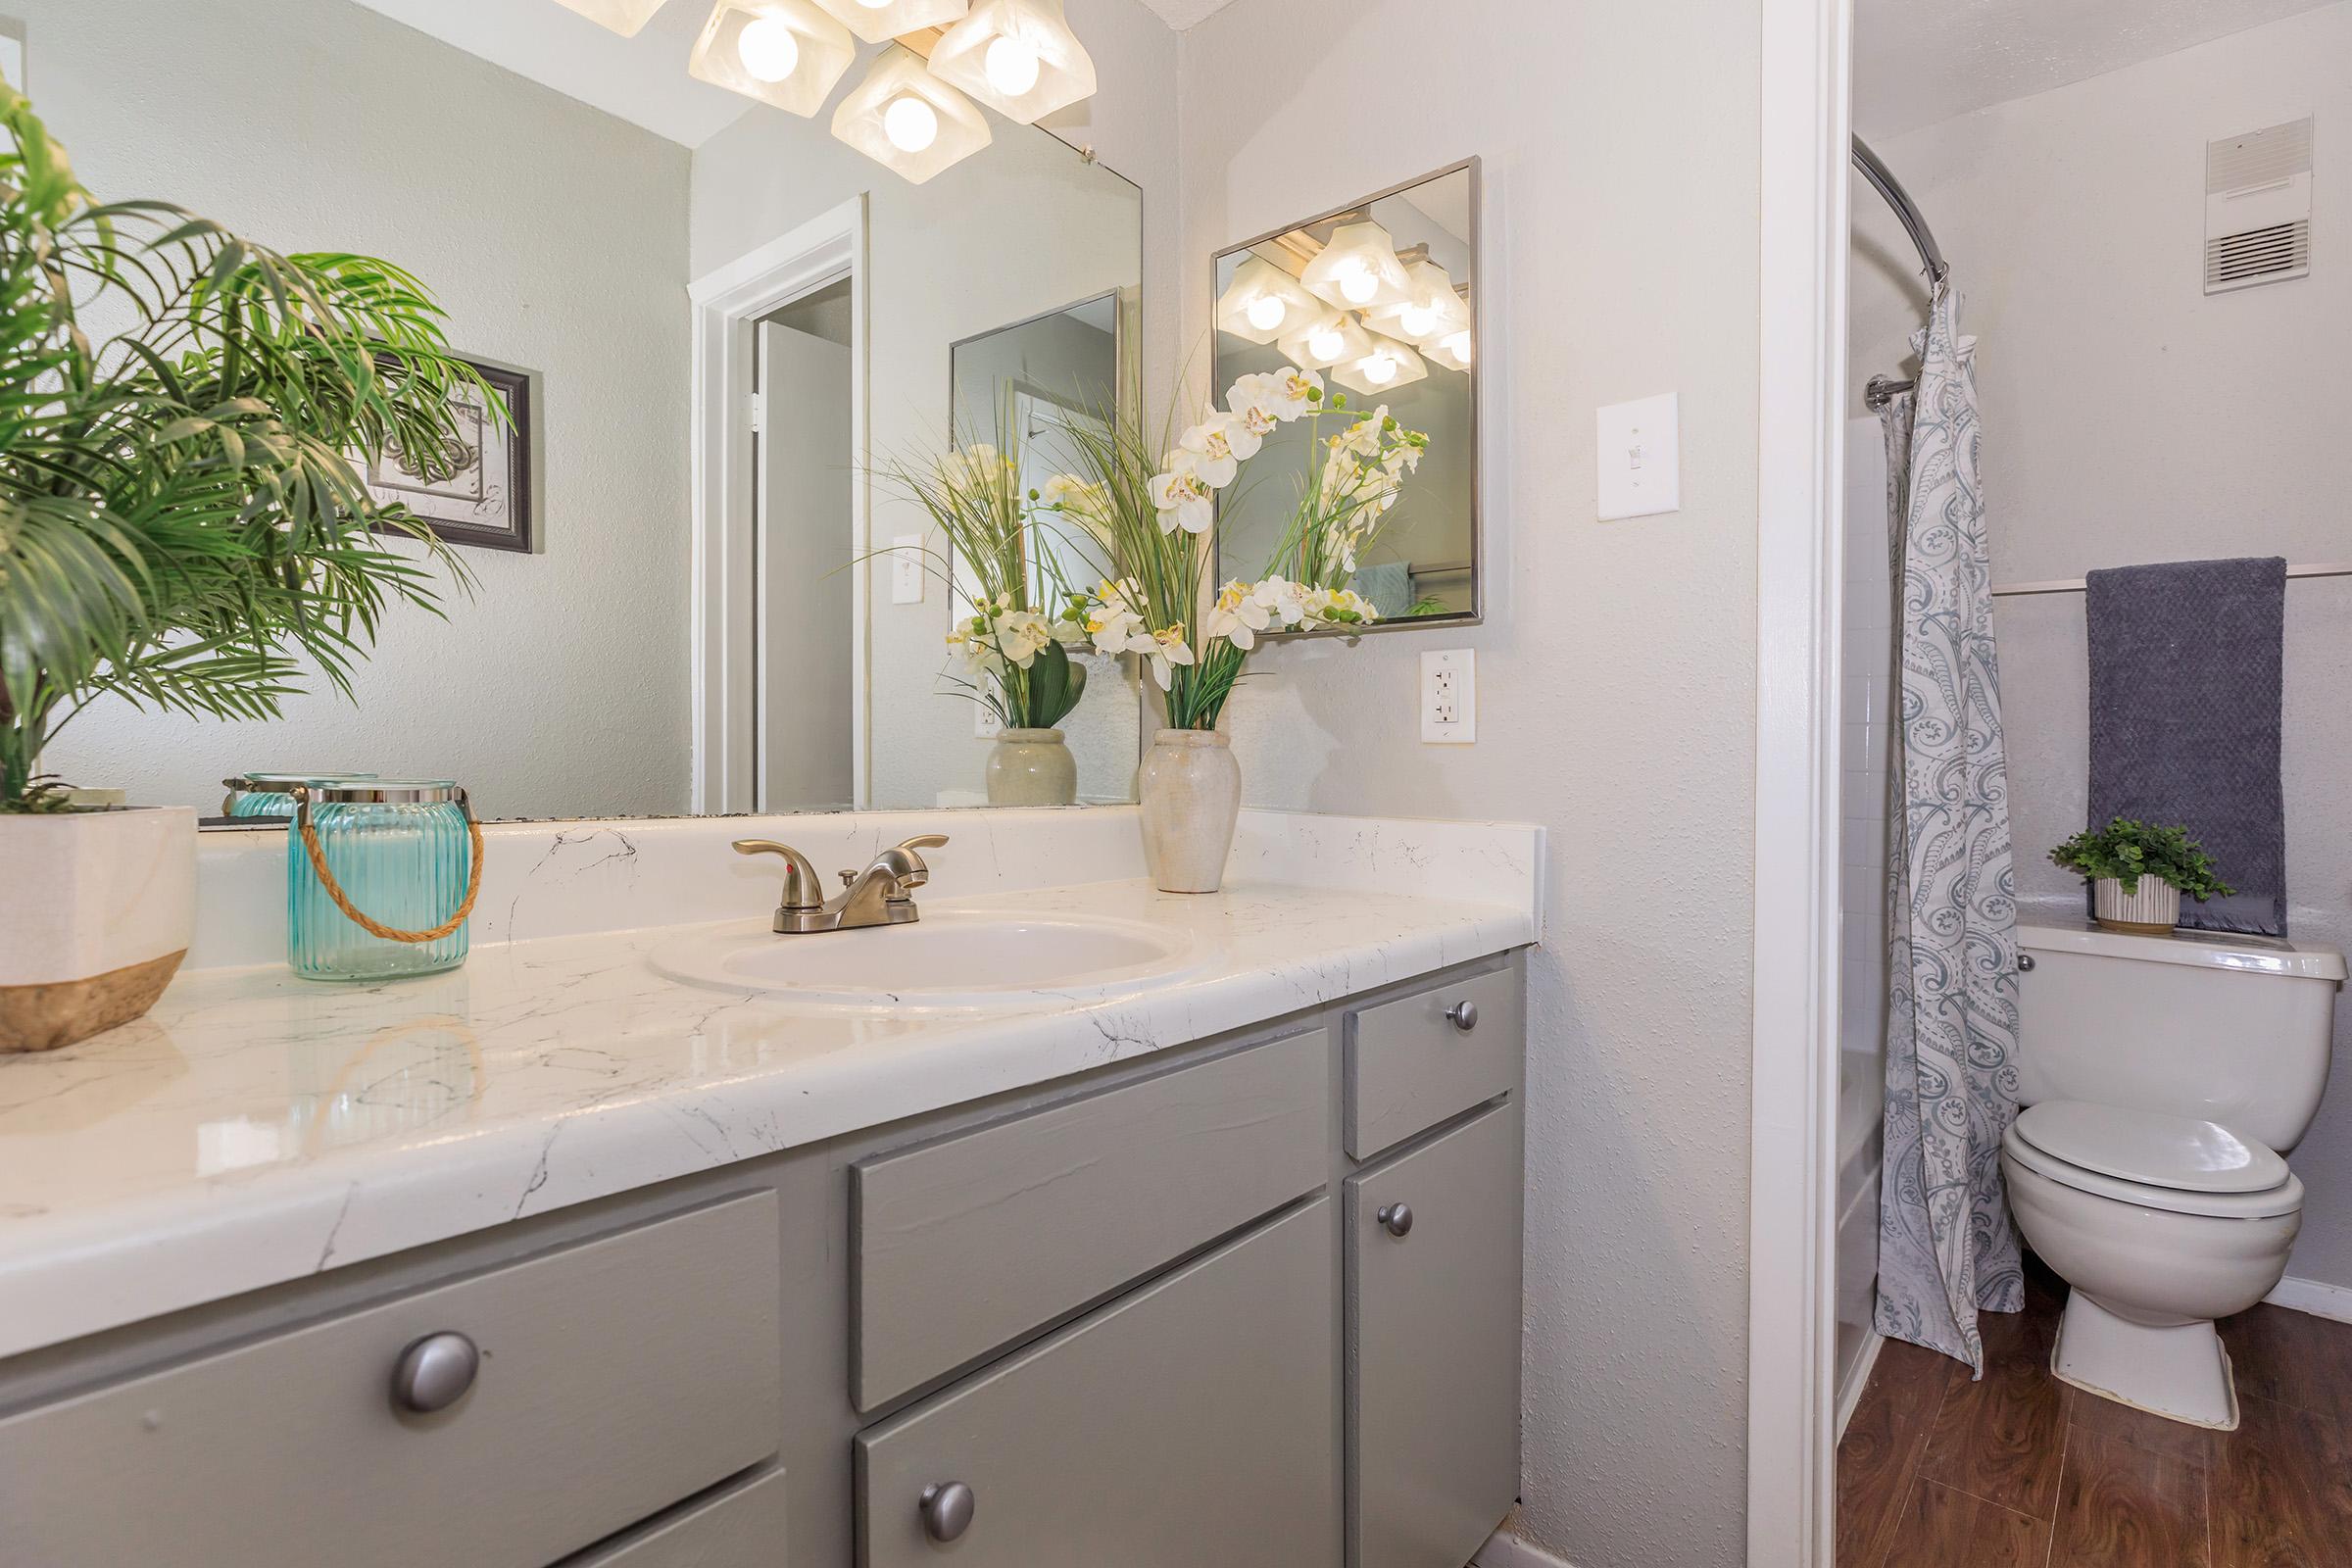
1990,563,2352,598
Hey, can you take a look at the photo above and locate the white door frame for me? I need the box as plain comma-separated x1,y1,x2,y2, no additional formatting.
688,194,871,814
1750,0,1850,1564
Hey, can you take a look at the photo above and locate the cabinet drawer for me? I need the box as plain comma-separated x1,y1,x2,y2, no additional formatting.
1346,967,1521,1159
851,1029,1326,1410
1348,1103,1523,1568
0,1193,783,1568
564,1466,789,1566
857,1198,1338,1568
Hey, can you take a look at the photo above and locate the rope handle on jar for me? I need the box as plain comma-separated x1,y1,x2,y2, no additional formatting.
291,785,485,945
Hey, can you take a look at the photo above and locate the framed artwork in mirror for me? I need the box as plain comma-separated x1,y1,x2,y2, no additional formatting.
1210,158,1481,633
366,356,535,555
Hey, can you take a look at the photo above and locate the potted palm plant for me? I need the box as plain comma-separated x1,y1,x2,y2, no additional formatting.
0,89,483,1051
2050,818,2234,934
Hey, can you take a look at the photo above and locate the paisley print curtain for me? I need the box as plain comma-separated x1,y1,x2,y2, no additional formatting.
1872,282,2024,1376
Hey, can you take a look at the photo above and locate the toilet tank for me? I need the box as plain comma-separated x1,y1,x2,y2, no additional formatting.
2015,922,2346,1152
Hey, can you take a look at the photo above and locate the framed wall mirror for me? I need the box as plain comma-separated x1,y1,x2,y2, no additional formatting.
1210,158,1481,632
14,0,1144,825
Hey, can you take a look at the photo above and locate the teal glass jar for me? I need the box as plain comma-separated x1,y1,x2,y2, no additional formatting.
287,781,480,982
223,771,377,819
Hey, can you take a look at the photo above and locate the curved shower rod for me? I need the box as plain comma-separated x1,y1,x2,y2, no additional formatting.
1853,135,1946,411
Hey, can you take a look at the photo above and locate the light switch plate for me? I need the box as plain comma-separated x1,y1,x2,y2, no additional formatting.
890,534,925,605
1421,649,1476,744
1595,392,1681,519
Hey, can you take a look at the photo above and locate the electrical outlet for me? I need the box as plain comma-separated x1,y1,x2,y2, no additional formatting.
891,534,925,605
974,703,1002,739
1421,649,1476,744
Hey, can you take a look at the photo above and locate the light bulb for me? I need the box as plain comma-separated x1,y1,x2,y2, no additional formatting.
855,0,889,6
735,15,800,82
1441,330,1473,364
984,34,1043,96
1307,327,1347,362
1360,352,1397,386
1338,265,1378,305
883,94,940,153
1245,295,1287,332
1397,304,1436,338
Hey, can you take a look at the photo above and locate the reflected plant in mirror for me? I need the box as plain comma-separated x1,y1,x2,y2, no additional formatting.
0,87,486,813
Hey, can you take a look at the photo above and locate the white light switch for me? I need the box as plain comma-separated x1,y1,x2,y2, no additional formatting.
891,534,925,605
1595,392,1681,520
1421,649,1476,744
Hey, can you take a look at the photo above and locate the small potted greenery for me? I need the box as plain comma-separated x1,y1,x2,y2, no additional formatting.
2050,818,2234,935
0,90,481,1050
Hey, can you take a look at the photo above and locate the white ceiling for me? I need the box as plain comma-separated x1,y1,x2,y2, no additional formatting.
1129,0,1238,29
1854,0,2341,139
348,0,755,146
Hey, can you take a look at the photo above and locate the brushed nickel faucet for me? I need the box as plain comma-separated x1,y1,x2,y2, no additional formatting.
732,834,949,934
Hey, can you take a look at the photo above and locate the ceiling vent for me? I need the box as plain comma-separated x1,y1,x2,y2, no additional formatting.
2205,118,2313,294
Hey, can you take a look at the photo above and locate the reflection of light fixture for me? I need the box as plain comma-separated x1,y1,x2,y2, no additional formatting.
1424,328,1474,373
1364,258,1472,345
1332,333,1428,396
1299,220,1411,312
929,0,1097,124
553,0,672,34
688,0,855,116
1277,309,1373,371
806,0,970,43
1213,256,1319,346
832,46,992,183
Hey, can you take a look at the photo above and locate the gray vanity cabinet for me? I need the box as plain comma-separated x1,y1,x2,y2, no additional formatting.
1348,1102,1526,1568
856,1199,1339,1568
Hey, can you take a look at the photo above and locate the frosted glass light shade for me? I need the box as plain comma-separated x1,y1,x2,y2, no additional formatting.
1423,328,1474,373
807,0,969,44
928,0,1096,123
1332,333,1428,397
1214,257,1319,346
1277,309,1373,371
553,0,672,35
832,46,992,183
1363,258,1472,345
688,0,856,117
1299,220,1411,313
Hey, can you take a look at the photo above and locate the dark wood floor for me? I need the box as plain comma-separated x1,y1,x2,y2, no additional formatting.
1838,1256,2352,1566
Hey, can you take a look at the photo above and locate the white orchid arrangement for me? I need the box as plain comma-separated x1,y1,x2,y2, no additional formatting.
1038,366,1428,730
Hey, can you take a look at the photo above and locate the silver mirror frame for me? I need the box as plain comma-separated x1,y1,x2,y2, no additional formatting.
1208,155,1483,638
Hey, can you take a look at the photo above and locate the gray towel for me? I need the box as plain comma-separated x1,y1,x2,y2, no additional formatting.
2084,556,2285,935
1349,561,1415,619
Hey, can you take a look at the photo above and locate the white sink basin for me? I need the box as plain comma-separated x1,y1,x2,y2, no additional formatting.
651,908,1200,1010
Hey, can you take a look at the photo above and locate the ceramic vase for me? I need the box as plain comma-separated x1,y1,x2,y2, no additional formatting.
0,806,196,1052
1138,728,1241,894
2092,876,2180,935
986,728,1078,808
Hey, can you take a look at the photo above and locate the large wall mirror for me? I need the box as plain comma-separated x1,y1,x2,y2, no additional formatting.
1210,159,1481,630
14,0,1142,823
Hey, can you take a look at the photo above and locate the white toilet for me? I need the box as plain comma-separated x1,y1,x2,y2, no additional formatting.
2003,920,2345,1428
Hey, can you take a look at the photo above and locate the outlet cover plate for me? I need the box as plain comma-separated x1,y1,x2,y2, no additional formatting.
1421,648,1476,744
891,534,925,605
1596,391,1681,520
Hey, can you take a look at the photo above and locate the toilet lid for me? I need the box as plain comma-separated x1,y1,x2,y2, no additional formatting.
2013,1102,2289,1194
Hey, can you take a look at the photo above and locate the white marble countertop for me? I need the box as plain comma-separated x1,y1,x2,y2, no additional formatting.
0,854,1536,1361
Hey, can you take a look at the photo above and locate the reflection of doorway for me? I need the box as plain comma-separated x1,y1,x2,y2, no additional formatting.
755,280,854,812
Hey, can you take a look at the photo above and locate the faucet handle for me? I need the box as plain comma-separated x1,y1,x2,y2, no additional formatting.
896,834,949,852
733,839,825,912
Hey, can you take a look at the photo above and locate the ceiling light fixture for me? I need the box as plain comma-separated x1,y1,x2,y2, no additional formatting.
806,0,970,44
1332,333,1428,396
687,0,856,117
1213,257,1320,346
928,0,1096,125
1277,309,1373,372
551,0,673,35
1364,258,1471,346
1299,220,1412,313
832,45,992,183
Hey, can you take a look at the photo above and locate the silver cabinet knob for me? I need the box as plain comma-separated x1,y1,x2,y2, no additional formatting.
920,1481,976,1543
1377,1202,1414,1239
1446,1001,1478,1032
390,1331,479,1414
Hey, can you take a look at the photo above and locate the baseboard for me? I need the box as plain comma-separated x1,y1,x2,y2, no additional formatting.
1836,1328,1886,1443
2264,1274,2352,1323
1473,1528,1580,1568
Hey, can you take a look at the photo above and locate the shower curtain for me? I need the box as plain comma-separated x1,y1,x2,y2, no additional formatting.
1872,282,2025,1376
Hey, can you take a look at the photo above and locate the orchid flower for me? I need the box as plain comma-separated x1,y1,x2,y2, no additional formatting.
1145,623,1198,690
1204,578,1275,650
1149,466,1215,534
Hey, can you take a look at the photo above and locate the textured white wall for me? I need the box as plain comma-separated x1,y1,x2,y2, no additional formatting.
1178,4,1762,1563
29,0,692,820
1850,3,2352,1287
